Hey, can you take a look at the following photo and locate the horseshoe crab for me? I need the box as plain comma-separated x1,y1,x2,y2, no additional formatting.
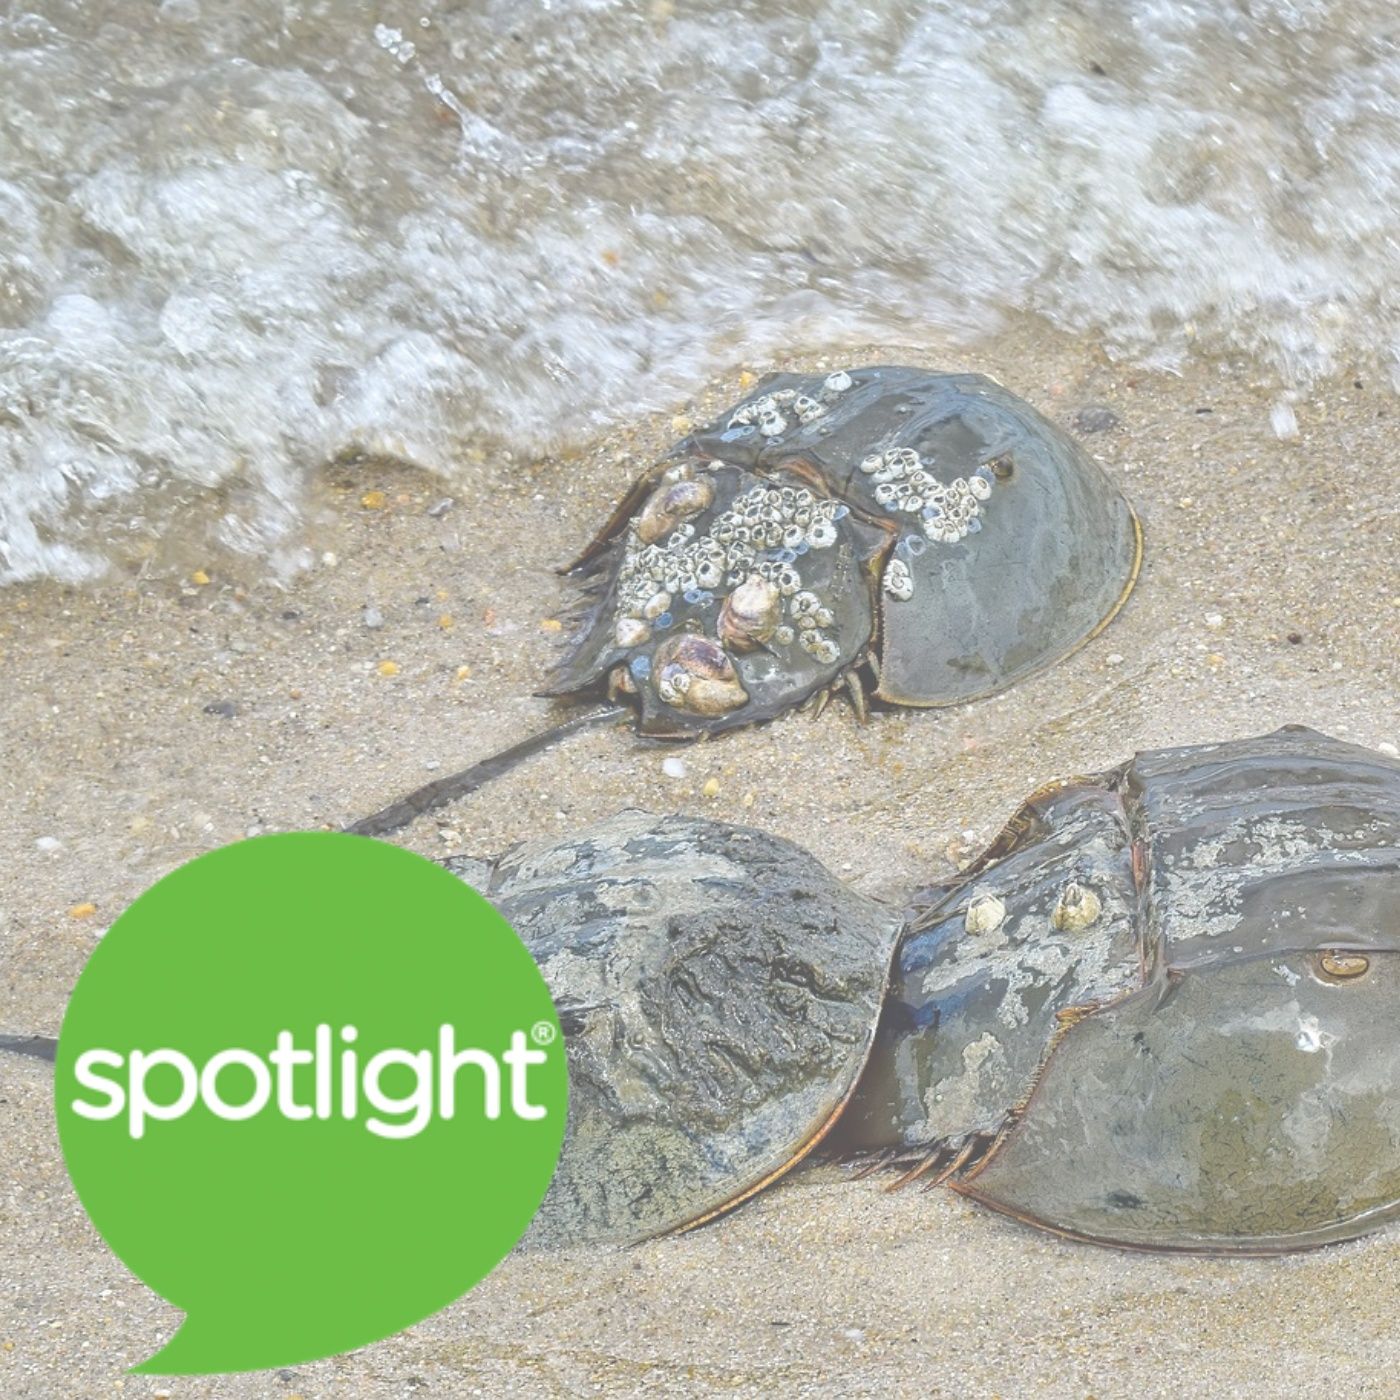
444,812,899,1249
836,724,1400,1254
347,365,1141,835
544,365,1142,734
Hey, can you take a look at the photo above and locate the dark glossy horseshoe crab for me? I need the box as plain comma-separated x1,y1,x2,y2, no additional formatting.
545,365,1142,735
458,726,1400,1254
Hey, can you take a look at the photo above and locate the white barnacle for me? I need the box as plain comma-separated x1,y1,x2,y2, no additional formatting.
883,557,914,601
969,475,992,501
823,370,852,394
859,453,884,476
807,520,837,549
657,671,691,703
790,591,820,618
1051,881,1102,932
964,893,1007,935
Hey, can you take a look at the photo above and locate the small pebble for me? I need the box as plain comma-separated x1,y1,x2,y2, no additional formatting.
1204,612,1224,629
427,497,455,518
454,665,472,681
1379,742,1399,759
35,836,62,854
702,777,720,798
662,756,687,779
438,613,454,630
671,414,693,434
362,606,384,629
1106,653,1124,666
1073,405,1119,434
190,569,211,586
360,490,388,510
377,660,401,677
203,700,237,718
69,902,97,919
539,618,563,633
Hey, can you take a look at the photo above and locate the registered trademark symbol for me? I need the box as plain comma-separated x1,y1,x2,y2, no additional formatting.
531,1020,557,1046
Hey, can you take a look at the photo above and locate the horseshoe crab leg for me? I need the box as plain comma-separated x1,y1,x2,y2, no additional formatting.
884,1135,981,1194
844,670,870,724
344,702,629,837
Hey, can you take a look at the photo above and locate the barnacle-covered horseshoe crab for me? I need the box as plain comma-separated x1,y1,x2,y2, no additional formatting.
545,365,1142,734
463,726,1400,1254
347,365,1141,835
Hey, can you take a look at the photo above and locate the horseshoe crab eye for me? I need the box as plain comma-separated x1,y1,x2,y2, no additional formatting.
1316,951,1370,982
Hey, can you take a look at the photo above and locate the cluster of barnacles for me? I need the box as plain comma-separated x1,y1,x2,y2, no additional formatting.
726,370,853,437
612,481,846,671
860,449,997,546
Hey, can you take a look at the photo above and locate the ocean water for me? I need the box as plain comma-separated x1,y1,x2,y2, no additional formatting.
1,0,1395,582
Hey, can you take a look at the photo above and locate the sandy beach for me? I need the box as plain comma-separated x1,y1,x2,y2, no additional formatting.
1,328,1397,1397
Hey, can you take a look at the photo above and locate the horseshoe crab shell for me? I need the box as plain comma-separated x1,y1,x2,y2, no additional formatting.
834,726,1400,1254
447,811,899,1247
544,367,1141,734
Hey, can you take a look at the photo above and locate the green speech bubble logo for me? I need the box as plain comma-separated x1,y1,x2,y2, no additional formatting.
54,833,566,1375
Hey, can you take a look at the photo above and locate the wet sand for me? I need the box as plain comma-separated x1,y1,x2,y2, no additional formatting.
1,328,1397,1396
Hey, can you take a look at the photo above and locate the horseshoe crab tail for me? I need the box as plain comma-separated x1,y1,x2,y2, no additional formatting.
0,1034,57,1062
344,703,630,838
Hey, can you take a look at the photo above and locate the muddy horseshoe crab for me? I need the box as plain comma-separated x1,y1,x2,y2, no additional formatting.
444,812,900,1250
460,726,1400,1255
347,366,1141,835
